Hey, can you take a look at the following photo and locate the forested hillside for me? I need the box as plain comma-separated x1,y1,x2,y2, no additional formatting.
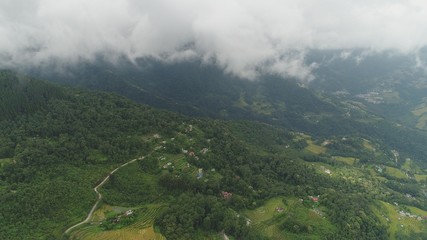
29,60,427,169
0,71,426,239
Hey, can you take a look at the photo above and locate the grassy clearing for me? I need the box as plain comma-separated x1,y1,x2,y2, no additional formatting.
415,174,427,182
401,159,412,171
91,204,113,222
415,114,427,129
411,105,427,116
385,167,407,179
362,139,375,151
332,156,356,165
77,225,165,240
245,197,286,223
160,153,189,170
245,197,336,239
0,158,12,168
411,104,427,129
373,201,427,240
234,92,249,108
301,135,326,154
87,149,108,163
251,100,274,116
382,91,401,104
407,206,427,217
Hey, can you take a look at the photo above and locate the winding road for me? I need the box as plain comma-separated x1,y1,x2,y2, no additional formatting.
64,156,144,235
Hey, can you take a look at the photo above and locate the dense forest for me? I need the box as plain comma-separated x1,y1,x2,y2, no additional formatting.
0,71,426,239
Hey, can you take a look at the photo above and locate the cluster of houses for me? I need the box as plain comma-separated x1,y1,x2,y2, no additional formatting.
108,209,134,224
320,166,332,175
356,91,384,104
162,162,173,169
375,165,385,173
275,207,284,213
398,210,425,221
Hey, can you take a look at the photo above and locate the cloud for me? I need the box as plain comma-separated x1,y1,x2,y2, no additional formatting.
1,0,427,80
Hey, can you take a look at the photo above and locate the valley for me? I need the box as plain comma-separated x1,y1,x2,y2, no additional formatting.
2,1,427,239
1,66,426,240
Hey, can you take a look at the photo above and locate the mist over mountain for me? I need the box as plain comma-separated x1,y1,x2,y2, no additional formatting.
2,0,427,81
1,1,427,240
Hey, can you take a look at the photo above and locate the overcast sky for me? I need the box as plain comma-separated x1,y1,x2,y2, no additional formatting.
1,0,427,80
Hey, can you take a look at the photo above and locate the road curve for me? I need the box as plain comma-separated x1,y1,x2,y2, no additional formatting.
64,157,143,235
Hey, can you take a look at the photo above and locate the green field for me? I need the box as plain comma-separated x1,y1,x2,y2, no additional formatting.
373,201,427,240
70,204,166,240
411,105,427,116
385,167,407,179
244,197,336,239
411,104,427,129
415,115,427,129
382,91,401,103
245,197,286,223
234,92,249,108
362,139,375,151
302,135,326,154
415,174,427,182
332,156,356,165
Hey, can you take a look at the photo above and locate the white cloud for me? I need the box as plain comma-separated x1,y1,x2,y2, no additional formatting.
0,0,426,80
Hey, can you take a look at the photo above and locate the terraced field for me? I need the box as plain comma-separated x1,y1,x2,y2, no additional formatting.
373,201,427,240
69,204,166,240
71,226,165,240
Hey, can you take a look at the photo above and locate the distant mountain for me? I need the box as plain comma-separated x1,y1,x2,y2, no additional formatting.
23,56,427,168
307,49,427,130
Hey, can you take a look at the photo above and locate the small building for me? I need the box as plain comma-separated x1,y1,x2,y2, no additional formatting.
221,191,233,199
308,195,319,203
124,209,134,216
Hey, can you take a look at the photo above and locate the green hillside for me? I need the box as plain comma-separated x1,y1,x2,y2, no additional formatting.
0,71,426,239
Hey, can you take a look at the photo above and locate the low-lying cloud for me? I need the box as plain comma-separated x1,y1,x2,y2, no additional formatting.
1,0,427,80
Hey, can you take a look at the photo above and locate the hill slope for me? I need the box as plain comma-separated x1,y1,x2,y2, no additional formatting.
0,71,426,239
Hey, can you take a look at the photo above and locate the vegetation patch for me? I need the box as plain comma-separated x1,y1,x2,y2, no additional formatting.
384,166,408,179
74,225,166,240
414,174,427,182
373,201,427,240
0,158,12,168
415,114,427,129
301,135,326,154
411,104,427,117
70,204,166,240
332,156,356,165
245,197,336,239
362,139,375,151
